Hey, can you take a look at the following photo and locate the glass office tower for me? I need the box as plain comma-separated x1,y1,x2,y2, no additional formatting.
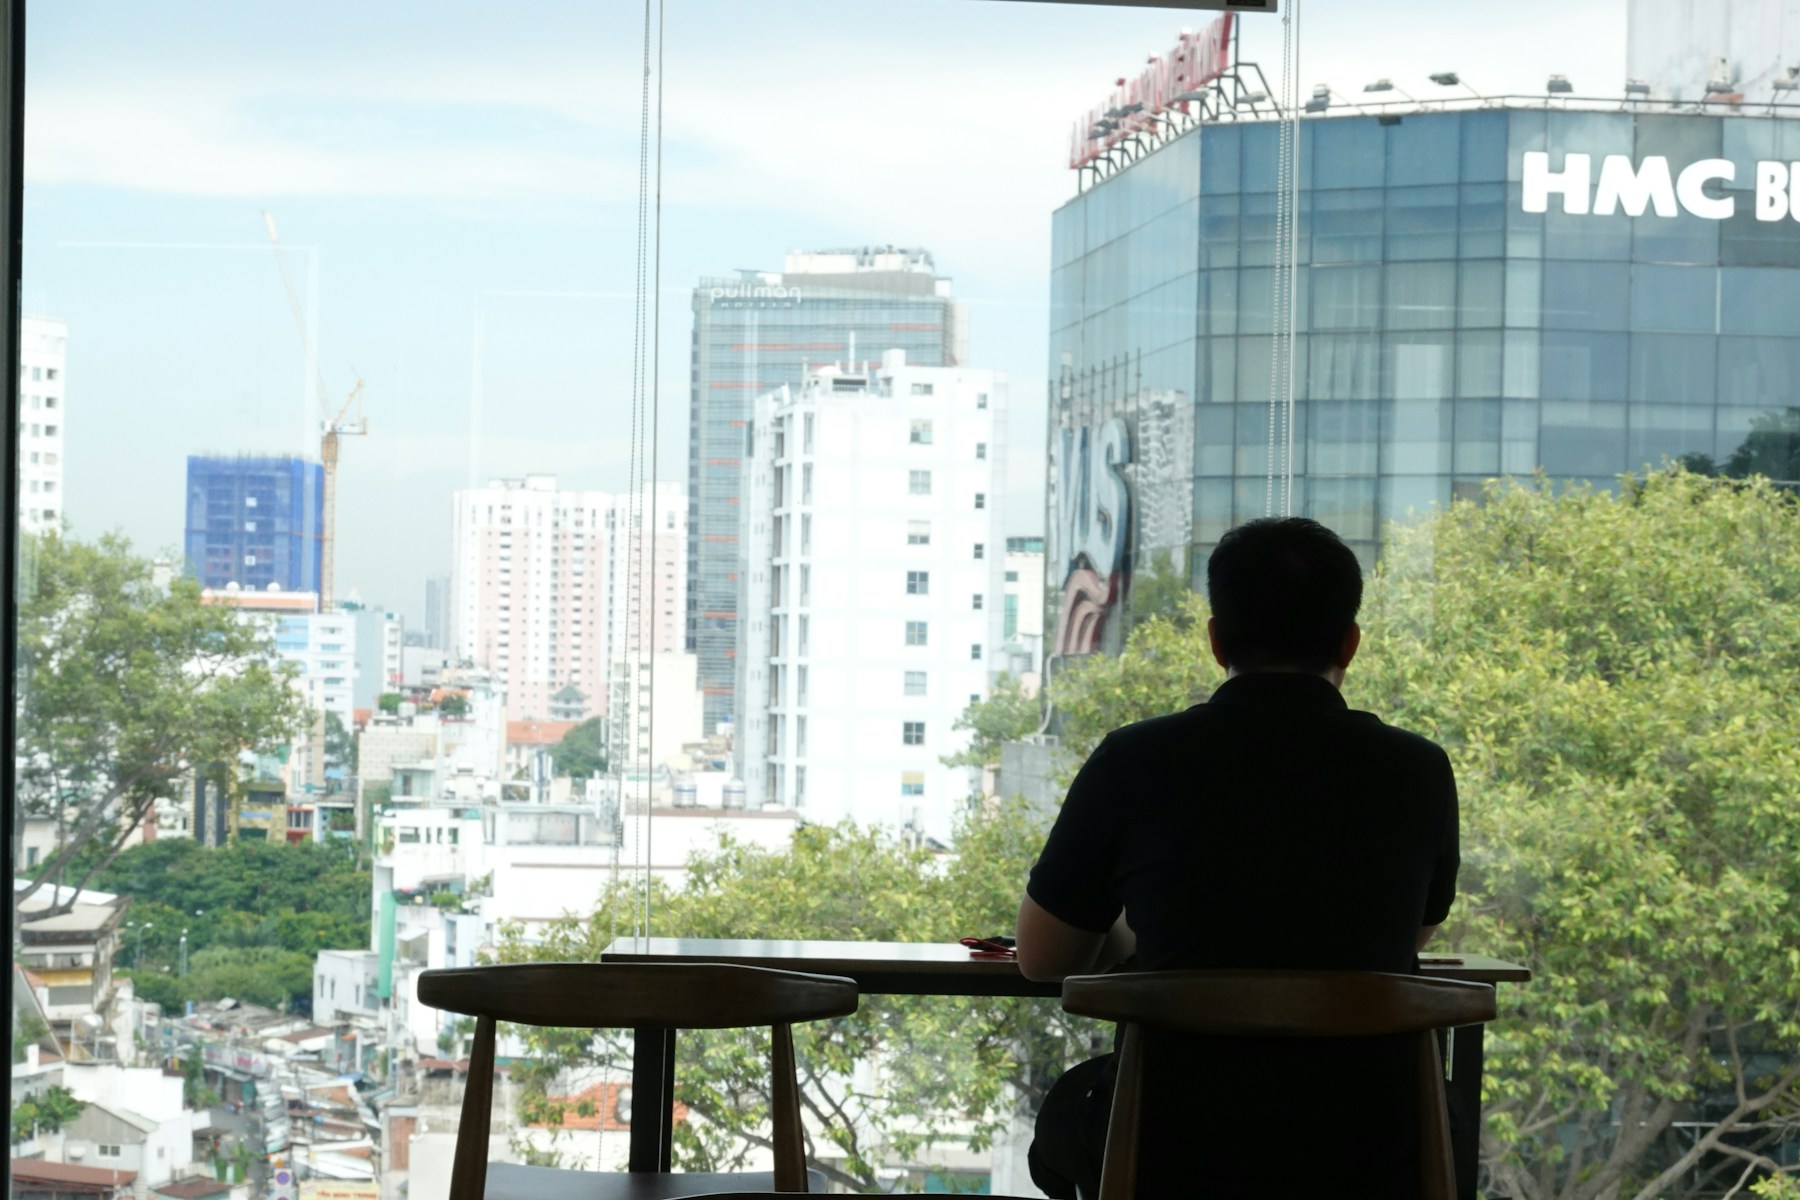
688,248,964,733
1048,107,1800,655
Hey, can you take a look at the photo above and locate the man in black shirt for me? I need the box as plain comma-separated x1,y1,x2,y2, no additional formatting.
1018,517,1459,1198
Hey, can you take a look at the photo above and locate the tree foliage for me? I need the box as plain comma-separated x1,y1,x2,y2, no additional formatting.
942,674,1041,770
14,534,309,918
11,1086,85,1146
96,838,369,1010
496,808,1101,1190
550,717,607,779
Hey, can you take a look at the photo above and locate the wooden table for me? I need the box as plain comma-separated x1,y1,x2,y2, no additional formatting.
600,937,1529,1199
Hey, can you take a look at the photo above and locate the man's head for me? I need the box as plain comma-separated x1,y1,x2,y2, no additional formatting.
1205,517,1363,677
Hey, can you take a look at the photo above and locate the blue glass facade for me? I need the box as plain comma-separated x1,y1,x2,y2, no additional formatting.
1049,109,1800,613
184,454,325,593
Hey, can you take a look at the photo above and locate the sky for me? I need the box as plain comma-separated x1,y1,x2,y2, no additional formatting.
22,0,1625,627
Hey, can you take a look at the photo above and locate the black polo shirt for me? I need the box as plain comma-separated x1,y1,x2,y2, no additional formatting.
1029,672,1458,972
1027,672,1460,1195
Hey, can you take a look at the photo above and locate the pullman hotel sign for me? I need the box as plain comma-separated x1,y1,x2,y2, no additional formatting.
1068,13,1234,170
1523,152,1800,220
1053,419,1131,657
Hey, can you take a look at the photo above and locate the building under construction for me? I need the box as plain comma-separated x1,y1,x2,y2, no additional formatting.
184,453,324,596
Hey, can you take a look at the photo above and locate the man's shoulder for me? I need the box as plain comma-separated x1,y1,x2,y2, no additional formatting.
1345,710,1453,766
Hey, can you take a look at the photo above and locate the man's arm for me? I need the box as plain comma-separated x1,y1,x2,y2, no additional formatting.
1017,897,1135,982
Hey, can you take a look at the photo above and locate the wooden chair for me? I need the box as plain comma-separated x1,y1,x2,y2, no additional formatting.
415,962,859,1199
1060,969,1499,1200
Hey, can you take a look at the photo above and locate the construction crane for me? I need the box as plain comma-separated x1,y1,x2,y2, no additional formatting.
261,210,367,613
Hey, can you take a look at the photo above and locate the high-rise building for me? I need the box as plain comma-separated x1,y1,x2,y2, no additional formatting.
689,246,967,735
450,475,610,723
18,315,69,537
603,479,687,675
450,476,689,725
1001,536,1046,685
1048,97,1800,660
201,587,356,794
736,351,1007,845
424,575,451,650
184,455,324,595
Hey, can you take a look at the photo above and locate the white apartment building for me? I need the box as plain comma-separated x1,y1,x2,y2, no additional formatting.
603,478,687,671
452,476,691,725
19,314,68,536
451,476,611,722
201,588,356,793
1001,537,1046,687
737,350,1007,844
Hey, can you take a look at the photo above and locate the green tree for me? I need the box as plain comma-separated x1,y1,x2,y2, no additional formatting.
13,533,308,920
495,817,1089,1190
549,717,607,779
183,945,316,1010
942,674,1041,770
1123,546,1197,632
11,1086,85,1146
437,691,470,719
377,692,402,715
1045,469,1800,1199
324,711,358,777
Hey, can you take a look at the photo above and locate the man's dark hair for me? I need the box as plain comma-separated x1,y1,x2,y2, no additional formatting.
1206,518,1363,672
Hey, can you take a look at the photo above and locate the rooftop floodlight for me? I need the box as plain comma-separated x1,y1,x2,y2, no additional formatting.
1378,114,1404,126
1624,78,1651,97
1704,55,1735,95
1241,90,1268,105
1364,77,1396,93
1547,73,1574,94
1305,84,1331,114
1773,67,1799,92
1173,89,1210,105
1429,72,1459,86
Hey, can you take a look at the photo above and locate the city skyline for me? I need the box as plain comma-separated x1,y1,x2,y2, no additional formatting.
21,0,1626,631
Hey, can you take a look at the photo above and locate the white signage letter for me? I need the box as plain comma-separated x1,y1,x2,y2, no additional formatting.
1522,151,1592,215
1593,155,1677,217
1676,159,1736,220
1756,161,1789,222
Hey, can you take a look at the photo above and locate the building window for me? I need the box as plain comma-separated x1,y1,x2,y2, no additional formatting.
975,441,987,460
905,620,928,646
802,515,812,554
909,469,932,495
971,643,983,660
1005,570,1019,582
977,392,989,409
798,665,809,704
901,771,925,796
802,464,813,503
910,381,935,396
906,570,930,595
97,1146,122,1159
902,721,925,746
973,543,985,559
904,670,927,696
910,419,933,445
796,765,807,806
803,413,815,453
796,716,807,756
908,520,931,546
799,615,810,655
974,492,986,509
1004,594,1019,639
972,593,984,610
800,564,811,605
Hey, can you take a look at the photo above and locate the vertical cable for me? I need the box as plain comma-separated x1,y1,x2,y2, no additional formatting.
1284,0,1303,516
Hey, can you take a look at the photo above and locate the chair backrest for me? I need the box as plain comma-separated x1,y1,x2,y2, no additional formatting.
1061,969,1497,1200
416,963,859,1200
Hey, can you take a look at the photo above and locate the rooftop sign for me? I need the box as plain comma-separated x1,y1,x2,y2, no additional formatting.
1522,152,1800,220
1069,14,1234,170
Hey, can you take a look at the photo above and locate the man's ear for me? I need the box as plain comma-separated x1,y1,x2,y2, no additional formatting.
1337,622,1362,670
1206,616,1231,672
